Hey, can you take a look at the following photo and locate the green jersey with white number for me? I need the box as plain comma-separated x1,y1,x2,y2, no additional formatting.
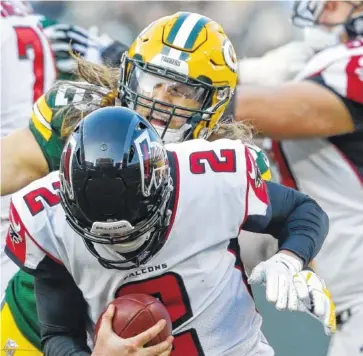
28,82,108,171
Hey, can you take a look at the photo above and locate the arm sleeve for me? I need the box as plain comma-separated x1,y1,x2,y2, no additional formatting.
243,181,329,265
308,74,363,131
34,257,91,356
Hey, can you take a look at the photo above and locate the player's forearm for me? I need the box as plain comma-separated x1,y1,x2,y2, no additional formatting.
34,258,91,356
43,336,91,356
264,182,329,265
1,127,49,195
234,82,354,139
1,135,26,195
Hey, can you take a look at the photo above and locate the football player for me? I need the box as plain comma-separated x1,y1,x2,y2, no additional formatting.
0,3,137,355
234,1,363,355
1,12,272,356
0,3,57,354
5,106,331,356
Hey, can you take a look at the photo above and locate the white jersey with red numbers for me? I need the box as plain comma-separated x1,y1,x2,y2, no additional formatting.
6,139,273,356
1,6,56,297
273,39,363,312
1,12,56,136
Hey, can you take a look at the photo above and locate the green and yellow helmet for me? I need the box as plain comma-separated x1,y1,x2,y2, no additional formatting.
119,12,238,143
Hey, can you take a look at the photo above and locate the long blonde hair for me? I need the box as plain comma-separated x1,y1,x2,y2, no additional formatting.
58,56,120,138
59,56,253,143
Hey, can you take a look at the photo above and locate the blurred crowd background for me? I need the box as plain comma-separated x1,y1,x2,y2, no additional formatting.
28,1,328,355
32,0,303,57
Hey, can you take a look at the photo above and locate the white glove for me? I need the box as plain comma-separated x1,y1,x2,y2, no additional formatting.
248,252,305,311
293,270,336,336
238,41,315,85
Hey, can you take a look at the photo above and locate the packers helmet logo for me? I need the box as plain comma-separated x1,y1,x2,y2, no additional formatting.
134,131,169,197
222,39,237,73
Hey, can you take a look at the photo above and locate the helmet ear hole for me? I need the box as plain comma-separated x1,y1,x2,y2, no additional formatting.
138,122,148,130
128,146,135,163
75,149,82,166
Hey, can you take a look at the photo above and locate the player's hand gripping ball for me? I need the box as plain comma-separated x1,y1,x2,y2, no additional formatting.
94,294,172,345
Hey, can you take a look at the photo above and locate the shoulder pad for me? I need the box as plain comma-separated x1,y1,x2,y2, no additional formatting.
6,172,63,271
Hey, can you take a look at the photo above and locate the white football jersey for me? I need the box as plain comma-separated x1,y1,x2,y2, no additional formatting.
1,14,56,136
1,10,56,296
273,39,363,312
6,139,273,356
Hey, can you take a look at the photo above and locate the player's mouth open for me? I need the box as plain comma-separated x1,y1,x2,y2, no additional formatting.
149,114,169,128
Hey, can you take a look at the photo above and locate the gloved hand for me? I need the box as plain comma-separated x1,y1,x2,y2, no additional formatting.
293,270,336,336
248,252,304,311
40,19,128,78
238,41,315,85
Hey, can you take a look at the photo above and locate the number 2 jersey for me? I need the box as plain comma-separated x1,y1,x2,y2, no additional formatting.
6,138,273,356
5,80,272,351
273,38,363,312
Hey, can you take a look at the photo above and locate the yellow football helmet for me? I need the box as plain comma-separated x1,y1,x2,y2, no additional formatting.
119,12,238,143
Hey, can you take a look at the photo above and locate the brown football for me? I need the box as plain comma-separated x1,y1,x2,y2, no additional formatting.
94,293,172,345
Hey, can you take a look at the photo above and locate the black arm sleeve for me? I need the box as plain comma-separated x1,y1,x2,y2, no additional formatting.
308,75,363,131
243,181,329,265
34,257,91,356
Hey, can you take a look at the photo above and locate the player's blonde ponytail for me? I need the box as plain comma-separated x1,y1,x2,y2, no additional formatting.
208,121,254,144
75,54,119,90
60,55,121,139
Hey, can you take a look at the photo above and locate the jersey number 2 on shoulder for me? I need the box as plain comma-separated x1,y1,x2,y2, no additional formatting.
189,149,236,174
23,182,60,216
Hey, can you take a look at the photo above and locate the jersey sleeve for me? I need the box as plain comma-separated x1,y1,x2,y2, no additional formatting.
307,44,363,130
29,87,66,171
29,82,109,171
5,172,63,275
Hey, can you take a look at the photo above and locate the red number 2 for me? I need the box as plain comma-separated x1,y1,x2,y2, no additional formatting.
23,182,60,216
14,26,45,102
117,272,205,356
189,149,236,174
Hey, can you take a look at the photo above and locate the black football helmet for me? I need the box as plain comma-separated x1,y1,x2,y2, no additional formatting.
59,106,173,270
292,1,363,38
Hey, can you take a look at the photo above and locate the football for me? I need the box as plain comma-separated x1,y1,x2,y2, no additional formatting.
94,293,172,345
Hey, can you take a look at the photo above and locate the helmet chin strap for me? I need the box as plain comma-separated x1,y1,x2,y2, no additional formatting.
111,231,152,254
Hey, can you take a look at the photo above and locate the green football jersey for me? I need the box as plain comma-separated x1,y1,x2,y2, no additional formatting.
28,81,108,171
